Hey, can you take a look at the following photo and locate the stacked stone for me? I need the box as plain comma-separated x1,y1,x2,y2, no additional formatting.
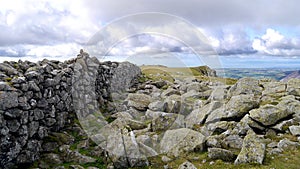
0,59,74,168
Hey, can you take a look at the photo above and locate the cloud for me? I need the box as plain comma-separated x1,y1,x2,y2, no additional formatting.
0,0,300,64
84,0,300,26
252,28,300,56
0,0,99,46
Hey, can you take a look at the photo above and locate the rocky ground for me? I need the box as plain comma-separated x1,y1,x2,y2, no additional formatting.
1,53,300,169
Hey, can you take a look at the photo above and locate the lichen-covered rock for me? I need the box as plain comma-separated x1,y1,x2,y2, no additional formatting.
289,125,300,136
126,93,153,111
151,113,184,132
228,77,262,96
234,130,266,164
177,161,197,169
185,101,223,128
208,86,227,101
225,94,259,118
208,148,236,162
148,100,167,112
110,61,141,93
160,128,205,157
105,129,149,168
287,78,300,97
277,138,300,151
164,94,181,113
249,104,291,126
262,81,286,95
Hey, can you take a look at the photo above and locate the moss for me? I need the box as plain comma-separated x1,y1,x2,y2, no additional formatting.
4,77,12,82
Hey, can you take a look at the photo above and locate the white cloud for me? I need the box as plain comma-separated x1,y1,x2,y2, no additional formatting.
252,28,300,56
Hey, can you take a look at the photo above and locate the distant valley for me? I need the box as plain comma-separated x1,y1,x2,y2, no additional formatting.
216,68,299,81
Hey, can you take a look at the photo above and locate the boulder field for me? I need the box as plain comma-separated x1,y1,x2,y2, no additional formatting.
0,51,300,168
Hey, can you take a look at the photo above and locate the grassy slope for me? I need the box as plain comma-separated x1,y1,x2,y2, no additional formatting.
140,65,237,85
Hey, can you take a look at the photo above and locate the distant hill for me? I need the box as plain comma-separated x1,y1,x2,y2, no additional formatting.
280,70,300,81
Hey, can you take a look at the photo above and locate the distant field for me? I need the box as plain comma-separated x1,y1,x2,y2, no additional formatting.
216,68,298,80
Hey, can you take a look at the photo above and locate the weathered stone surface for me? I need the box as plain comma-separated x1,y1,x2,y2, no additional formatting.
209,86,227,101
228,77,262,96
148,100,167,112
208,148,236,162
162,88,180,97
0,91,18,110
160,128,206,157
178,161,197,169
110,61,141,93
289,125,300,136
287,78,300,97
249,104,291,126
206,94,258,124
105,129,149,168
262,81,286,95
277,138,300,151
225,94,259,118
151,113,184,132
126,93,153,111
164,95,181,113
185,101,223,128
234,130,266,164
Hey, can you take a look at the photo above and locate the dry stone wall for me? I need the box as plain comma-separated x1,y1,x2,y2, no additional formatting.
0,52,141,168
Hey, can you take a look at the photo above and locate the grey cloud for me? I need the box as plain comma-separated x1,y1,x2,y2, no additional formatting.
84,0,300,26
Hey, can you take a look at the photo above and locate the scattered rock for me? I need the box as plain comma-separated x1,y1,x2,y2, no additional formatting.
289,125,300,136
208,148,236,162
178,161,197,169
160,128,206,157
249,104,291,126
235,130,266,164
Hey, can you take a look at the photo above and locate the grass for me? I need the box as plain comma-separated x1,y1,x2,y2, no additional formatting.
130,147,300,169
140,65,237,85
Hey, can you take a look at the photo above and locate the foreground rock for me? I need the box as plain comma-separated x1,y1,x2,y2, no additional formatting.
160,128,206,157
208,148,236,162
235,130,266,164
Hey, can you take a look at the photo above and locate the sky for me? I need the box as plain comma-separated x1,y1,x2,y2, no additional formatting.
1,0,300,68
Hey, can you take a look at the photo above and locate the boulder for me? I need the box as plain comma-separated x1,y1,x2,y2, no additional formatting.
185,101,223,128
234,130,266,164
151,113,184,132
228,77,262,96
225,94,259,119
277,138,300,151
126,93,153,111
208,148,236,162
148,101,167,112
287,78,300,97
164,95,181,113
161,88,180,97
178,161,197,169
105,129,149,168
289,125,300,136
160,128,205,157
208,86,227,101
186,82,210,92
262,81,286,95
249,104,291,126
